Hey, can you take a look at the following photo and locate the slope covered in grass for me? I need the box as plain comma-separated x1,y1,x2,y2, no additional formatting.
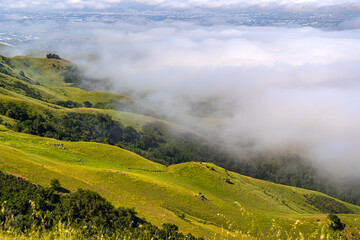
0,55,71,87
0,126,359,239
0,55,192,134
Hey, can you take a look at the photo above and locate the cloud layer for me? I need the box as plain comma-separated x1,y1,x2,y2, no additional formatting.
1,0,360,10
28,21,359,176
5,16,360,176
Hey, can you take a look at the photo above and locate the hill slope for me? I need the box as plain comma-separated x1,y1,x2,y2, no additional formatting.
0,126,359,239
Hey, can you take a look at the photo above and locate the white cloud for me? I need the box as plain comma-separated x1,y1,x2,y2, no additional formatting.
0,0,359,10
6,16,360,176
79,23,360,176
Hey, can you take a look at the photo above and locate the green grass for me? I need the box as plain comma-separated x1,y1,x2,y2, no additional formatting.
52,87,130,104
0,84,201,135
0,126,359,239
4,56,71,87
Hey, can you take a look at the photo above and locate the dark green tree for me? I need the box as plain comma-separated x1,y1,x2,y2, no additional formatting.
50,179,61,190
326,214,346,231
123,126,139,142
46,53,61,59
83,101,93,108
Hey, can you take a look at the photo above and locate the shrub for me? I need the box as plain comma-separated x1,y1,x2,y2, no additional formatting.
54,100,81,108
50,179,61,190
326,214,346,231
46,53,61,60
83,101,92,108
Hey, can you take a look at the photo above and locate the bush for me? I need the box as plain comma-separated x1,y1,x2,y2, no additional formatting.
54,100,81,108
83,101,93,108
46,53,61,59
326,214,346,231
304,194,353,214
50,179,61,190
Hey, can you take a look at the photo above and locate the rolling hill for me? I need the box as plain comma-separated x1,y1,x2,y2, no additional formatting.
0,126,359,239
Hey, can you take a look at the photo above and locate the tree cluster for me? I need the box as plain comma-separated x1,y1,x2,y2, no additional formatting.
54,100,81,108
0,171,202,239
304,194,353,214
0,76,42,99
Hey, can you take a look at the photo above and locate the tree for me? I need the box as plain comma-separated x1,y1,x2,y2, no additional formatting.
50,179,61,190
83,101,93,108
161,223,179,238
326,214,346,231
123,126,139,142
46,53,61,60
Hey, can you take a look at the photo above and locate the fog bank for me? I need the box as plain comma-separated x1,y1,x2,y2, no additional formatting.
1,0,360,10
7,19,360,176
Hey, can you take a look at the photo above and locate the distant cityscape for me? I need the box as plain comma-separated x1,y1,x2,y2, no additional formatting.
0,8,359,45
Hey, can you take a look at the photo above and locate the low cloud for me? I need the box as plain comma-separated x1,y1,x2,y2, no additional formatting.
339,17,360,30
7,18,360,176
1,0,360,11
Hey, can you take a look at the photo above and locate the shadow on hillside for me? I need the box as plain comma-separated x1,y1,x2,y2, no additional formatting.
56,187,70,193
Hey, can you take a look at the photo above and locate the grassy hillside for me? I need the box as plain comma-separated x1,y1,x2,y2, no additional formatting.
0,55,191,131
0,55,71,87
0,126,359,239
